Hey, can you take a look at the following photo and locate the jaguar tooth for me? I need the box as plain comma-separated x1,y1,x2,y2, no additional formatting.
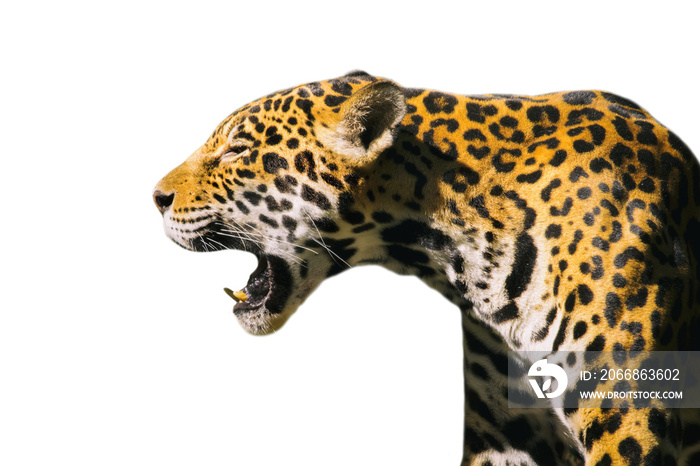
224,287,248,302
224,287,237,301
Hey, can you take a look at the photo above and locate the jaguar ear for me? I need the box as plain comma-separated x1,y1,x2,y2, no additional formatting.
320,81,406,161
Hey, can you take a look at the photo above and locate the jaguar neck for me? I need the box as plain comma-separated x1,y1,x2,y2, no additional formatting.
341,132,551,350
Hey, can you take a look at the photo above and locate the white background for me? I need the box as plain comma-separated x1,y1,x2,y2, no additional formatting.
1,1,698,465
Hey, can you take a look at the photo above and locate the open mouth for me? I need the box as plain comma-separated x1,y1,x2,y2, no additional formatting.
181,222,296,332
223,254,293,317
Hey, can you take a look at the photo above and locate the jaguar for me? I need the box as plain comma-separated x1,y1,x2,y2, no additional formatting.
154,71,700,465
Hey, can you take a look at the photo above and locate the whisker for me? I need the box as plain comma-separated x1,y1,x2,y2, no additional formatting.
221,218,319,258
195,232,211,252
207,237,229,250
303,211,350,269
219,225,320,256
213,225,305,266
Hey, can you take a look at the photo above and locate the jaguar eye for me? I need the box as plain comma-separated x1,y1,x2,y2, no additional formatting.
221,141,251,160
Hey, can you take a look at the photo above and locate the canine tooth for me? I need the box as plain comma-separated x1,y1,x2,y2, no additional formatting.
224,287,248,302
224,287,241,302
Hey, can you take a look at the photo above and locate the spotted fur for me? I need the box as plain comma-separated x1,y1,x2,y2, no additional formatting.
155,72,700,465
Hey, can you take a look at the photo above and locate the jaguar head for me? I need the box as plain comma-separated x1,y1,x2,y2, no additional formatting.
154,74,406,334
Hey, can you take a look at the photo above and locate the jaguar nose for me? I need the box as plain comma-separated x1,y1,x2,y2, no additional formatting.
153,190,175,214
